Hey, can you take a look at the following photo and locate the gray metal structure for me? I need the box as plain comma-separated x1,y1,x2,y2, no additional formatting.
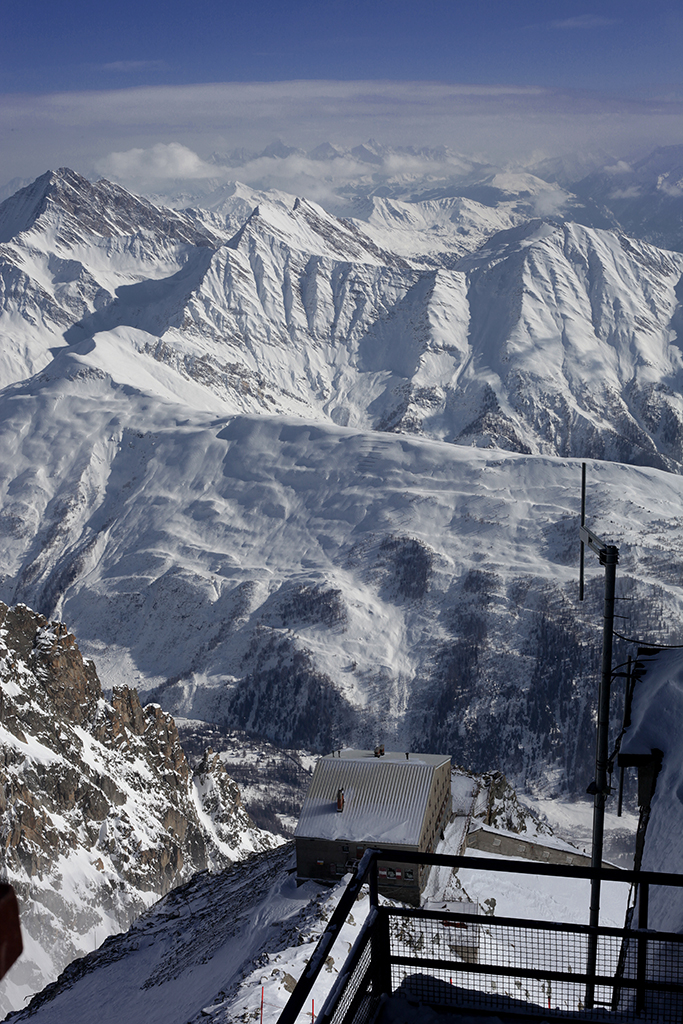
277,850,683,1024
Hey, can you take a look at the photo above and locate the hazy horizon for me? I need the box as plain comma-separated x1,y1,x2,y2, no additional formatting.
3,79,683,201
3,1,683,197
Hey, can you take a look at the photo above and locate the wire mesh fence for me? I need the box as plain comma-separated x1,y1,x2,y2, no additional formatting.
385,908,683,1022
614,935,683,1023
316,913,383,1024
278,853,683,1024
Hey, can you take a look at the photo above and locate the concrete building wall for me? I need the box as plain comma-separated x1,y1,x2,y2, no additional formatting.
418,761,451,852
466,827,612,868
295,836,422,904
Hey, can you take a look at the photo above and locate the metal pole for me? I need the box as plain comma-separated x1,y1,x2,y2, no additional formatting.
369,855,379,910
636,880,650,1014
617,656,631,818
579,463,586,601
585,543,618,1010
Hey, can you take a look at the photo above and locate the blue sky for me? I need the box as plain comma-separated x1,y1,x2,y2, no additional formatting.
1,1,683,190
3,0,682,96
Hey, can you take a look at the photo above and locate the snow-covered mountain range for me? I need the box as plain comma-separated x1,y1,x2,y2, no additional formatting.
2,165,683,804
4,167,683,469
2,150,683,1016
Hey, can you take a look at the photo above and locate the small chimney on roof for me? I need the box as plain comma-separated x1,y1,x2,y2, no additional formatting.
336,788,345,812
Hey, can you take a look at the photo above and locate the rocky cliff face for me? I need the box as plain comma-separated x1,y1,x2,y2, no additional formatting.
0,601,277,1015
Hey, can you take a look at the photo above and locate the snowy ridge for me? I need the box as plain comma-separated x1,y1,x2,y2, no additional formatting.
2,169,683,467
0,354,682,799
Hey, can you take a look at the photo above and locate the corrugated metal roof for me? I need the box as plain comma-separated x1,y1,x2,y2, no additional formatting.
295,751,450,846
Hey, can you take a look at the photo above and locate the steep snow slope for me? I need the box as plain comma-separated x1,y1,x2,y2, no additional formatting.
0,169,224,389
6,817,629,1024
131,198,683,467
0,352,682,796
0,601,276,1014
3,170,683,470
341,193,523,265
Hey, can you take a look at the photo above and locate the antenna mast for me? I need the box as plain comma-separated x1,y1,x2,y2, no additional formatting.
579,462,619,1011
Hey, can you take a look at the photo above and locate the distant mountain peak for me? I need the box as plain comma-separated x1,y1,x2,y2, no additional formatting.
308,141,343,161
259,139,303,160
351,142,385,165
0,167,220,247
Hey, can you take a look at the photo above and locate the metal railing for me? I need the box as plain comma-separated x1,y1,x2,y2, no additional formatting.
277,850,683,1024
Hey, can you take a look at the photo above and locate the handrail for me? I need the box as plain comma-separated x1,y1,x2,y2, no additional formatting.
276,850,683,1024
277,849,378,1024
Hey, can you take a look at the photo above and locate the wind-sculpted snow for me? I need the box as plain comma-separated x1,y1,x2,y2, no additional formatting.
1,360,683,802
2,170,683,470
1,170,683,799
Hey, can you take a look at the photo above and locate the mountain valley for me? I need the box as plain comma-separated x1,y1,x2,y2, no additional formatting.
2,149,683,1015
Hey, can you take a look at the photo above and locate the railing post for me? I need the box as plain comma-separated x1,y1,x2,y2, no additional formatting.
369,850,379,911
372,908,392,1000
636,881,649,1015
368,853,391,1000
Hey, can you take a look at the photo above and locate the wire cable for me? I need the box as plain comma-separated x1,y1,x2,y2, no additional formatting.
613,629,683,649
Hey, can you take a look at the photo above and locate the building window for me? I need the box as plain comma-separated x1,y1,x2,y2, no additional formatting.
342,844,349,852
405,870,414,881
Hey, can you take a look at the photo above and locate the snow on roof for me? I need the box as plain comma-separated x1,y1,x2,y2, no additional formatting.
619,648,683,930
468,822,583,856
295,750,450,846
323,748,450,767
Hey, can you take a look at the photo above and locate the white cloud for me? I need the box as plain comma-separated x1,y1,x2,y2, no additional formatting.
98,60,166,73
603,160,633,175
550,15,620,29
95,143,490,208
2,80,683,191
610,186,641,198
97,142,218,182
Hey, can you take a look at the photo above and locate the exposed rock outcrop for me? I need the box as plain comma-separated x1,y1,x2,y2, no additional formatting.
0,601,277,1015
